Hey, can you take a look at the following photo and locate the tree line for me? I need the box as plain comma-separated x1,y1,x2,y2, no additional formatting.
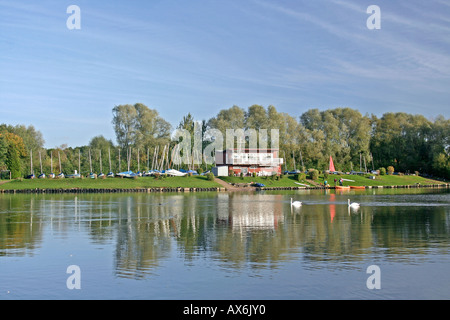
0,104,449,179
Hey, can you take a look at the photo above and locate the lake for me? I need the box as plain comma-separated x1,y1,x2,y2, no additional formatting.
0,188,449,300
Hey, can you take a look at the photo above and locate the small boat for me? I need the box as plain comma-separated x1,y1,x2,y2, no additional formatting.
66,174,81,178
143,170,160,176
107,172,115,178
116,170,137,178
66,174,80,178
350,186,366,189
57,172,65,179
336,186,350,190
165,169,187,176
66,169,81,179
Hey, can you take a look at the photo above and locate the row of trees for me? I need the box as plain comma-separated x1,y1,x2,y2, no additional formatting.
1,104,449,179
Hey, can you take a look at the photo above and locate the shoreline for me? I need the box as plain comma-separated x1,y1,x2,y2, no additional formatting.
0,183,448,194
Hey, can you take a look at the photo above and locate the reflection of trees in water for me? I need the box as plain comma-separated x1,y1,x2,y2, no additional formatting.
1,191,449,277
0,195,44,256
114,194,181,279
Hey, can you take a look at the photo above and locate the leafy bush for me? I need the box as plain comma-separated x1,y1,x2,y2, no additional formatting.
308,169,319,180
296,173,306,181
206,172,215,181
379,167,386,175
387,166,395,175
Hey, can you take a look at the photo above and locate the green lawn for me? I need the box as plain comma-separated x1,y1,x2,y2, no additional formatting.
218,174,446,188
0,173,446,191
322,174,446,186
220,176,314,187
0,175,222,190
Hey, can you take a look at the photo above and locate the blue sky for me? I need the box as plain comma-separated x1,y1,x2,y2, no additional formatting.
1,0,449,148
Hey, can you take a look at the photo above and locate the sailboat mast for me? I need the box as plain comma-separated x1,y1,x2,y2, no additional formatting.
39,151,43,174
89,149,92,173
78,150,81,173
299,149,304,170
99,150,103,173
360,153,362,172
292,151,296,171
153,145,159,171
30,149,33,175
127,147,131,171
58,151,62,173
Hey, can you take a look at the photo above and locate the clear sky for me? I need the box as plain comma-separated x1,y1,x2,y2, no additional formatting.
1,0,449,148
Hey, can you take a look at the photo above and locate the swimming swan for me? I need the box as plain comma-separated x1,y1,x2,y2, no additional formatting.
348,199,360,208
291,198,302,207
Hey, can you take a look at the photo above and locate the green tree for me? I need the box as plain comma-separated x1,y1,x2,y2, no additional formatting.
0,132,26,178
207,105,246,134
432,153,450,179
88,135,115,173
6,144,22,178
112,103,172,171
0,135,7,171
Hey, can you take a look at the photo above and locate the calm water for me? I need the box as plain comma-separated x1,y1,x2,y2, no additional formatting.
0,188,449,300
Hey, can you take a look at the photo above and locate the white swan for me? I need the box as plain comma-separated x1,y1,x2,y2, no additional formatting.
348,199,360,208
291,198,302,207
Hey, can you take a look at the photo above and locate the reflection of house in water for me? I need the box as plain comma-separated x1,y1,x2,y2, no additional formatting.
216,194,284,230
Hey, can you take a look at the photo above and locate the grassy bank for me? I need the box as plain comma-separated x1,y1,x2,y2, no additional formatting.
220,175,314,187
0,173,447,191
219,174,447,188
0,175,222,190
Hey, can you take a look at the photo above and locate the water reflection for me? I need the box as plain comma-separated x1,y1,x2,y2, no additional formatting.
0,190,449,279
